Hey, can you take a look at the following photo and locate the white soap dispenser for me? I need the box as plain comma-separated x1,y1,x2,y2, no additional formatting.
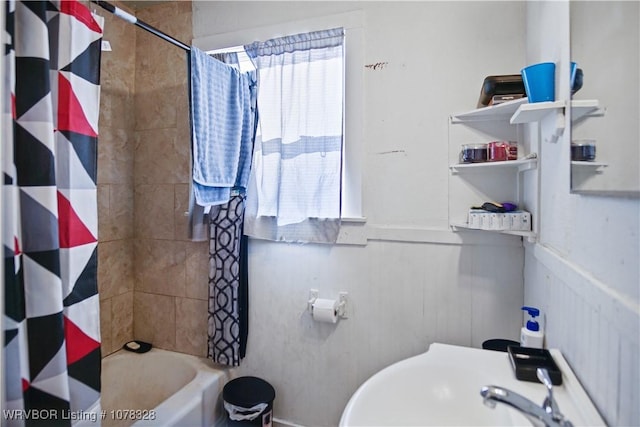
520,306,544,348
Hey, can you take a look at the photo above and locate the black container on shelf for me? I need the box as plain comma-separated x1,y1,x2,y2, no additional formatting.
571,140,596,161
477,74,526,108
460,143,488,163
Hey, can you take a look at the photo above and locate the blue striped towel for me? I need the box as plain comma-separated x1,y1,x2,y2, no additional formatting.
190,46,253,206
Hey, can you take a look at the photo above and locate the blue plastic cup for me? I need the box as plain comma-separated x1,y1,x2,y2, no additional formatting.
521,62,555,102
570,61,577,88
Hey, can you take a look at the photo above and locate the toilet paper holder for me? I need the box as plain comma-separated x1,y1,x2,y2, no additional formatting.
307,289,348,319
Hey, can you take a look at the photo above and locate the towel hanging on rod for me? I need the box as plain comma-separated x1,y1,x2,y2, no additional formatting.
90,0,191,51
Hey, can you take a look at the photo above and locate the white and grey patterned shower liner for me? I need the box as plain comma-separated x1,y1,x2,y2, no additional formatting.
207,195,248,366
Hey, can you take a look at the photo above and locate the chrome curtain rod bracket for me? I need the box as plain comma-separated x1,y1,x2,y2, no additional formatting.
91,0,191,51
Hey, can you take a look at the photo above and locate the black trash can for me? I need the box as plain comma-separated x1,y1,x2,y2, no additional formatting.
223,376,276,427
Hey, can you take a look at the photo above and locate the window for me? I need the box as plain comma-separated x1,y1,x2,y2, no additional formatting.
195,11,364,225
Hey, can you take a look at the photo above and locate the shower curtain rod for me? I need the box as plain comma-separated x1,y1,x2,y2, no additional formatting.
91,0,191,51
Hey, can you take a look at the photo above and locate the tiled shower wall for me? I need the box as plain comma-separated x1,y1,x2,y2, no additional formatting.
132,1,209,358
97,3,136,356
98,1,209,357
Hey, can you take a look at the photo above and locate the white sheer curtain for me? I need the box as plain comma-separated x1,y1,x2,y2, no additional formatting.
244,28,344,243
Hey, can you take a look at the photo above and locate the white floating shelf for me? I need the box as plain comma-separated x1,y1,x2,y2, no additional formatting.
450,158,537,174
451,98,565,127
450,221,537,242
510,100,565,124
571,99,604,122
571,161,608,170
451,97,528,123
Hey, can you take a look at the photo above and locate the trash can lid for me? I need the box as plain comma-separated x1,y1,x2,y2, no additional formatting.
223,376,276,408
482,339,520,352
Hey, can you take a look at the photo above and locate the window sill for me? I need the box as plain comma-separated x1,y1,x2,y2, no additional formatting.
341,216,367,223
336,217,367,245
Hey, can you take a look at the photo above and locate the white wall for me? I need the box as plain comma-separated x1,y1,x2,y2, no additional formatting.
194,2,527,425
524,2,640,426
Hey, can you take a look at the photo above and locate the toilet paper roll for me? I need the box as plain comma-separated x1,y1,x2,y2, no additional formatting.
312,298,338,323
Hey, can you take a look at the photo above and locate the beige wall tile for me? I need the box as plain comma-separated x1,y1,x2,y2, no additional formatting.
99,184,134,242
174,184,190,241
163,13,192,51
185,242,209,301
100,298,113,356
186,241,210,301
134,292,176,351
97,184,110,242
111,291,134,351
99,89,135,132
134,23,176,84
176,1,192,15
134,129,189,184
98,240,135,299
134,30,178,131
100,54,135,97
137,2,179,26
97,126,134,185
135,239,186,297
176,87,190,135
176,297,207,357
112,1,134,13
101,13,136,95
134,86,178,131
134,184,175,239
134,1,191,132
109,184,134,239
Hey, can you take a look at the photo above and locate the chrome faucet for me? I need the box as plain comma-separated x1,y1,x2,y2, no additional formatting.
480,368,574,427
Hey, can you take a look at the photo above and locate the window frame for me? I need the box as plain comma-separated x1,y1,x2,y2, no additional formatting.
192,11,364,221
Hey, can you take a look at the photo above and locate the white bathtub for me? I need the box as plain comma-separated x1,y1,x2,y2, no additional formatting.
96,348,229,427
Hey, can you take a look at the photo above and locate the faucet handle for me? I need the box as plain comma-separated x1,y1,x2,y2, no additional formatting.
537,368,558,414
536,367,554,390
537,368,572,426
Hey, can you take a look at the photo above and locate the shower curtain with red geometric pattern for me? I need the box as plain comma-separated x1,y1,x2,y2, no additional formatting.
2,1,103,424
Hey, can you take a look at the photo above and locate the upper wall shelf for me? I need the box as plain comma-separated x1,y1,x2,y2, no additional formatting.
450,97,565,127
571,99,603,122
450,98,528,123
510,101,565,124
451,99,600,125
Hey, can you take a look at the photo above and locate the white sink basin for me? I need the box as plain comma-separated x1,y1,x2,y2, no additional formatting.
340,343,606,426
